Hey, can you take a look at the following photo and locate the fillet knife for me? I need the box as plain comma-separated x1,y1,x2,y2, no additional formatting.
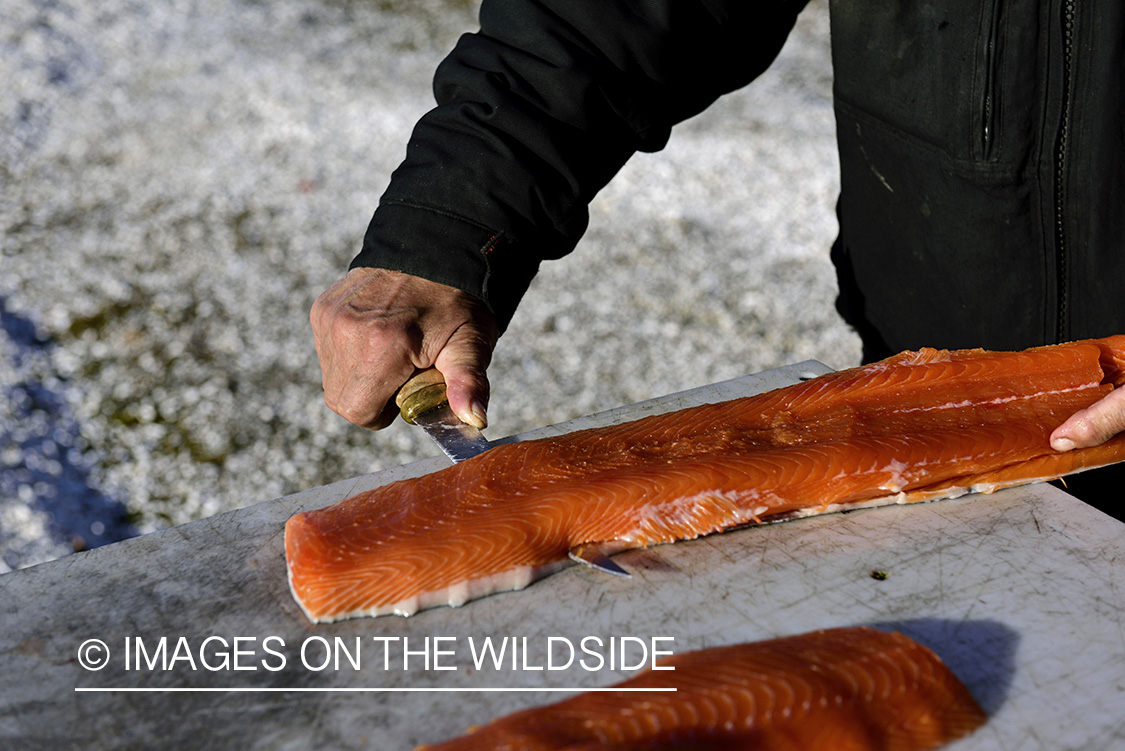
396,368,630,578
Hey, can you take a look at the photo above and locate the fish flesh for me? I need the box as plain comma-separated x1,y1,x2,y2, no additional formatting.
287,337,1125,621
286,336,1125,622
420,628,986,750
417,626,987,751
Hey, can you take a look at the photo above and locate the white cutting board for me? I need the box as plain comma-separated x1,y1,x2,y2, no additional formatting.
1,360,1123,749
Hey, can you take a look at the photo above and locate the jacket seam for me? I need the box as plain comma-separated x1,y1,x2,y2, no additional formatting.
380,198,503,237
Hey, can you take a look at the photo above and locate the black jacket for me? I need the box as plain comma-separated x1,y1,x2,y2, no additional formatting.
351,0,1124,359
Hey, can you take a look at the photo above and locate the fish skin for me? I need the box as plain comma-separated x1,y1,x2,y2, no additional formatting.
415,627,987,751
285,337,1125,622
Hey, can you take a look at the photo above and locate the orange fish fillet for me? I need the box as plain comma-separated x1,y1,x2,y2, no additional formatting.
286,336,1125,621
418,627,987,751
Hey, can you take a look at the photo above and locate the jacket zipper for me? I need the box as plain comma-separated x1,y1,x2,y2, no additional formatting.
1054,0,1077,342
979,0,1002,159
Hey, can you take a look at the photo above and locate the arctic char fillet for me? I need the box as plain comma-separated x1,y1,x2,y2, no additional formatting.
418,627,987,751
286,336,1125,622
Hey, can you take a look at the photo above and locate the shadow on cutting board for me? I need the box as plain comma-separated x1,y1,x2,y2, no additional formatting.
870,618,1018,716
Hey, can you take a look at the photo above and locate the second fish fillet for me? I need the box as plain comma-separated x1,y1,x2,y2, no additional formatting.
286,336,1125,622
416,627,987,751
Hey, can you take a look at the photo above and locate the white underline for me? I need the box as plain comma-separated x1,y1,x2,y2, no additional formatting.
75,686,677,693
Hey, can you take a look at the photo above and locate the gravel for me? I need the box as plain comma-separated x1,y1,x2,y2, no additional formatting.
0,0,860,571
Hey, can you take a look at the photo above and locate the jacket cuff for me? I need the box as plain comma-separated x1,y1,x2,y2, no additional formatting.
350,200,540,332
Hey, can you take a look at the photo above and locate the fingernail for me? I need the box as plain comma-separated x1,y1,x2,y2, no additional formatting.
468,400,488,429
1051,436,1076,452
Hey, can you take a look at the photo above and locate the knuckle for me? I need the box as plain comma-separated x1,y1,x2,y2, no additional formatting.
334,399,374,427
1074,422,1104,444
344,310,420,352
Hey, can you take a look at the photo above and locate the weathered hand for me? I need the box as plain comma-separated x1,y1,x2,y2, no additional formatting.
1050,387,1125,451
310,267,498,430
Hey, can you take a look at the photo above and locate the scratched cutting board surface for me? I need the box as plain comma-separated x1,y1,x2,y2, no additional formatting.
2,361,1124,750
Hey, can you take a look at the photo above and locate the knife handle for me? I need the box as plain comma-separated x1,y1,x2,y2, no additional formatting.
396,368,449,424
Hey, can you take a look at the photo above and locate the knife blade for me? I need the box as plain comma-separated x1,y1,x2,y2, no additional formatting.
395,368,491,463
568,543,631,578
395,368,630,578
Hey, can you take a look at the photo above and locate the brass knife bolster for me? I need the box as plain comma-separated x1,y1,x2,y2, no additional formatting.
396,369,450,425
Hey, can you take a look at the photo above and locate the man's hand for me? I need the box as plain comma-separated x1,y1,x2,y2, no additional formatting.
1051,387,1125,451
311,267,498,430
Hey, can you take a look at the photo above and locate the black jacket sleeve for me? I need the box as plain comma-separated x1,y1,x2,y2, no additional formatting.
351,0,809,330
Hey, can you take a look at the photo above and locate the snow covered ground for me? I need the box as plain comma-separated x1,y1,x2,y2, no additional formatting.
0,0,859,571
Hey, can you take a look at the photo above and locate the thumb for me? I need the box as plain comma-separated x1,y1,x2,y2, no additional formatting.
1050,387,1125,451
434,324,495,430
